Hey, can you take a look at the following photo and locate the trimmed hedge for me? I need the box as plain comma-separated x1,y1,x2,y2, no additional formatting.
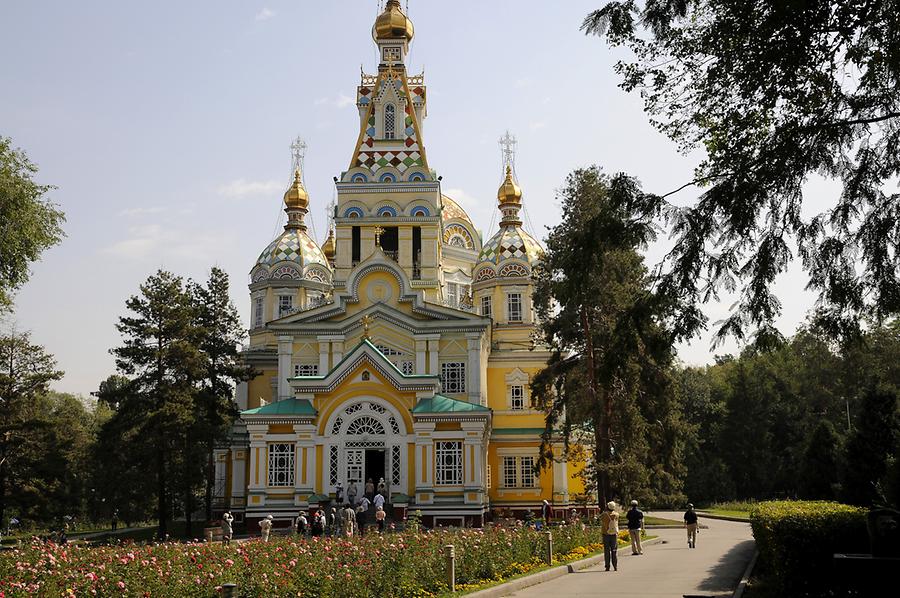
750,500,868,596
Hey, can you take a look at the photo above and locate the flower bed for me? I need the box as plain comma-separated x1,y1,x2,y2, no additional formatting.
0,525,606,597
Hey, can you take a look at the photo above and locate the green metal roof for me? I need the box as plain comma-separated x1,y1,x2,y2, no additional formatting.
412,394,490,413
491,427,546,436
242,398,317,416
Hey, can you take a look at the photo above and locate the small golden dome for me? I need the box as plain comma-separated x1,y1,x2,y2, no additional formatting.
322,226,336,260
373,0,414,42
284,168,309,210
497,165,522,205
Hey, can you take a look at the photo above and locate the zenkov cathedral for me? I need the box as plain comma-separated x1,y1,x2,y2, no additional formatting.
214,1,588,528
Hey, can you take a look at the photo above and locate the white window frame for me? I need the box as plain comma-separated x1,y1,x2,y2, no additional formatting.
384,103,396,140
253,295,265,328
481,295,492,318
277,293,293,318
507,292,523,323
435,441,463,486
267,443,295,487
440,361,466,394
293,363,319,377
500,454,537,489
505,368,531,411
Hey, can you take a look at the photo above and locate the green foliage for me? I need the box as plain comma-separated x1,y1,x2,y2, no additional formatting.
531,166,687,507
0,137,65,311
750,500,867,596
101,268,250,538
799,421,841,501
841,384,899,506
585,1,900,342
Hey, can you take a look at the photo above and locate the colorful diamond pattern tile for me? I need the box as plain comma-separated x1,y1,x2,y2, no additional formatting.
256,229,328,269
477,226,543,265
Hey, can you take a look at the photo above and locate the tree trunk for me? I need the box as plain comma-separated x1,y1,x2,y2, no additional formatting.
581,306,609,509
156,443,168,539
205,439,214,523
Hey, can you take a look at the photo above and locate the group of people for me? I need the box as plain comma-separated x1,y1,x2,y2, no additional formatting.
599,500,701,571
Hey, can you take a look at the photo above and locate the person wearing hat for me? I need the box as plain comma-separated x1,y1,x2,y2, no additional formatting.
684,503,699,548
600,501,620,571
625,500,644,555
259,514,274,542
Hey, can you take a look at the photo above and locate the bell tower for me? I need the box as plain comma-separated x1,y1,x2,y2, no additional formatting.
332,0,443,301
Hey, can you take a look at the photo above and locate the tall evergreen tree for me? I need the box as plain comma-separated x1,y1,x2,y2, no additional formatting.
111,270,203,538
0,330,63,525
189,267,253,523
799,420,841,500
531,166,683,507
841,384,899,506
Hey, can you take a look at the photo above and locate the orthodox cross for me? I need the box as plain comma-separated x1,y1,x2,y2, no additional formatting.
360,314,375,339
373,225,386,247
290,136,307,175
498,130,517,171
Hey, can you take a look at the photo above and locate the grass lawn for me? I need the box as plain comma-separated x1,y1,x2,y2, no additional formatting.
698,501,756,521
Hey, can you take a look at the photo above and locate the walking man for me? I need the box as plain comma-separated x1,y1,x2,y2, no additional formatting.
626,500,644,555
684,503,699,548
259,514,274,542
541,499,552,527
347,480,359,506
601,501,619,571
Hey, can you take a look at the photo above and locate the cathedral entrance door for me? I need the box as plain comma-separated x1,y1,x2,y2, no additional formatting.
364,449,386,490
347,449,364,485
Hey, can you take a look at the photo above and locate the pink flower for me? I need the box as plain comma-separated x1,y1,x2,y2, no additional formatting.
117,581,125,590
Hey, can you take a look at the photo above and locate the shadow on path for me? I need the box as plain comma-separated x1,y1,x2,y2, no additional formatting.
696,539,756,593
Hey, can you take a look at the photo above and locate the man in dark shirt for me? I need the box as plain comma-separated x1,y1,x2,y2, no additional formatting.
626,500,644,555
684,503,699,548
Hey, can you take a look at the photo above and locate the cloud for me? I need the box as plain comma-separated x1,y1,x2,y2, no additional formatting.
217,178,283,199
255,8,275,21
529,121,547,131
314,93,355,108
102,224,230,263
117,206,167,217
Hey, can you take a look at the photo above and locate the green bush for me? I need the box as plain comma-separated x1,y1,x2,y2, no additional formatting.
750,500,868,596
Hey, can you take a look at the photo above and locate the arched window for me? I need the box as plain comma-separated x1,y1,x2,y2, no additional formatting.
384,104,396,139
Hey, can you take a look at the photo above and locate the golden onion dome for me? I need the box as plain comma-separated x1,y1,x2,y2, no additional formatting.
497,165,522,205
284,168,309,210
322,226,336,261
373,0,414,42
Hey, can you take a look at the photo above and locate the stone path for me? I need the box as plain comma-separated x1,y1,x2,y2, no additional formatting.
502,512,755,598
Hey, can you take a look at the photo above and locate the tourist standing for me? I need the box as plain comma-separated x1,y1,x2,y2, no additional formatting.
357,496,371,536
259,515,274,542
601,501,619,571
684,503,699,548
377,477,387,500
329,507,338,536
221,512,234,545
625,500,644,555
347,480,359,506
375,506,386,533
373,491,385,512
111,509,119,532
335,482,344,504
365,478,375,501
541,500,552,526
342,504,357,537
312,510,325,537
295,511,308,536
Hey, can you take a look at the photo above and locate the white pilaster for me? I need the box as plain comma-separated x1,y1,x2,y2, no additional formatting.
552,443,569,504
234,381,249,411
415,338,427,374
277,335,294,401
318,340,330,374
230,448,247,504
427,338,440,376
466,333,482,405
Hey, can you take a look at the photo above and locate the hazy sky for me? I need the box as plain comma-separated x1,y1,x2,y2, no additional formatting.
1,1,820,397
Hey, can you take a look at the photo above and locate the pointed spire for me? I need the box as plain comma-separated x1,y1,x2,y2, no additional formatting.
283,168,310,231
322,224,336,263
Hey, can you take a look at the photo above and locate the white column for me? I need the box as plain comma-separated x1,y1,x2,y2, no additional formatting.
332,339,345,364
414,422,435,494
427,338,440,376
552,443,569,504
247,425,267,506
466,333,482,405
415,338,427,374
230,448,246,503
277,335,293,401
318,339,330,374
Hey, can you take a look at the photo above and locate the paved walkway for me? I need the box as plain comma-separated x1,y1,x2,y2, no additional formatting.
503,512,755,598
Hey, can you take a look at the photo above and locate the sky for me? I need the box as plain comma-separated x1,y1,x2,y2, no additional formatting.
1,1,821,398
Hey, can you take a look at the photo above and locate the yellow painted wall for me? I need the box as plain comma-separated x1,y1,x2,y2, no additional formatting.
247,370,276,410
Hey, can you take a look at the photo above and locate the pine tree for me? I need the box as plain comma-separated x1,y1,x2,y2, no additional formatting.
842,384,899,506
531,166,684,506
0,330,63,524
799,420,841,500
111,270,202,538
189,267,253,523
